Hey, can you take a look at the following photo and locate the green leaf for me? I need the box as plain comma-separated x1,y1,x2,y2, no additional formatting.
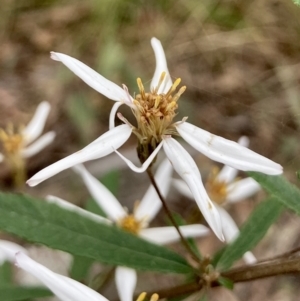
217,197,283,270
0,285,52,301
218,276,234,290
0,193,192,274
85,198,107,218
249,172,300,215
0,262,12,285
168,213,201,259
70,255,93,281
100,170,119,195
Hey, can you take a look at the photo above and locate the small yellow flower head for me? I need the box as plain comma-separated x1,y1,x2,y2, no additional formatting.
0,124,24,157
117,214,143,235
205,167,228,205
132,72,186,163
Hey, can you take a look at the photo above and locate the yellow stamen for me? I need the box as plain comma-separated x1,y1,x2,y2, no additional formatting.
154,72,166,94
165,78,181,98
136,293,147,301
172,86,186,103
137,78,146,99
136,293,159,301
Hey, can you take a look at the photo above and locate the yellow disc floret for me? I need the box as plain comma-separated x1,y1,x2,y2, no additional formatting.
132,72,186,163
205,167,228,205
117,214,142,235
0,125,24,156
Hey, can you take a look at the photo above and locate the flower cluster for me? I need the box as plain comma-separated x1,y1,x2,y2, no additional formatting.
0,36,285,301
46,159,209,301
27,37,282,241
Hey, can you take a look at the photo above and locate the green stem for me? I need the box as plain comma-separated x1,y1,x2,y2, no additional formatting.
146,167,201,264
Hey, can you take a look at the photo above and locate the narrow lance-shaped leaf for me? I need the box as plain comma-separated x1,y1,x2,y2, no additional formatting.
0,285,52,301
0,262,12,285
70,255,94,281
249,172,300,215
217,197,283,271
0,192,192,274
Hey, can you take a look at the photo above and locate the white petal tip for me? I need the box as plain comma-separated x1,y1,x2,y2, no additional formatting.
151,37,159,44
50,52,60,61
26,178,39,187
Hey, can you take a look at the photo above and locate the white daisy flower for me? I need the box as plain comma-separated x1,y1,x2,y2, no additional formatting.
0,101,55,185
0,101,55,162
27,38,282,241
45,159,209,301
172,136,260,264
0,239,28,265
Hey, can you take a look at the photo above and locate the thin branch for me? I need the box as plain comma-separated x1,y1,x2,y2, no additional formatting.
255,246,300,264
133,256,300,300
146,167,201,264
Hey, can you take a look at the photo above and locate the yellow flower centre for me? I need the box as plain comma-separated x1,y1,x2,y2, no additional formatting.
205,167,228,205
132,72,186,163
0,125,24,156
117,214,142,235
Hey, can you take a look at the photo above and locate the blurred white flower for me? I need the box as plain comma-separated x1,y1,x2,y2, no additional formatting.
0,101,55,162
15,252,110,301
0,101,55,186
46,159,209,301
0,239,27,265
27,38,282,241
173,136,260,264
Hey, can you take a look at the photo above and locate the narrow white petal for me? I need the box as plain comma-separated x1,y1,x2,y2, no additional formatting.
46,195,112,225
51,52,132,103
15,253,108,301
22,131,56,158
23,101,51,145
216,205,239,242
27,125,132,187
216,206,256,264
216,136,249,183
140,224,209,245
216,136,251,183
163,137,224,241
115,267,137,301
72,165,126,221
135,158,173,223
0,240,27,265
226,178,261,203
150,38,172,94
0,153,3,163
216,165,238,184
114,140,163,173
109,101,124,130
172,179,194,199
176,122,283,175
243,251,257,265
237,136,250,148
